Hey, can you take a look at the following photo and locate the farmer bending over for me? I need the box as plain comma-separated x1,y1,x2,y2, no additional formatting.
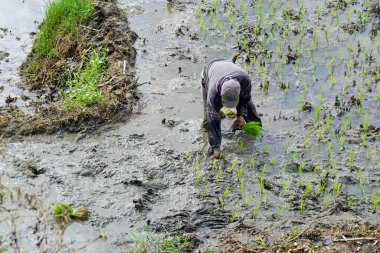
201,59,262,159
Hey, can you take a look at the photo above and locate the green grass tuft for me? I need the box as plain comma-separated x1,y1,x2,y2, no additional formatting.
35,0,94,57
62,50,107,108
242,122,262,138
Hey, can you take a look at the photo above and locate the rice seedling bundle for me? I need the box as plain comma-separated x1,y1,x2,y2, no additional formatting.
242,122,262,138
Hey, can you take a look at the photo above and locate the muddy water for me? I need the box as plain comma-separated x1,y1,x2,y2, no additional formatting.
0,0,380,252
0,0,43,109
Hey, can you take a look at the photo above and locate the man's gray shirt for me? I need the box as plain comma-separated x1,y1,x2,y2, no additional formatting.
203,59,252,148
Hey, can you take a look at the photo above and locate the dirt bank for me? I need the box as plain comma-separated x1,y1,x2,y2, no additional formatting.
0,0,138,137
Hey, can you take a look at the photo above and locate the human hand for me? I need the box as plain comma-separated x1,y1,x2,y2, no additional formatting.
213,147,222,159
237,116,246,126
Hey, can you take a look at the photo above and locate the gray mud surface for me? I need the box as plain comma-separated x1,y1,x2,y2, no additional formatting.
1,0,380,252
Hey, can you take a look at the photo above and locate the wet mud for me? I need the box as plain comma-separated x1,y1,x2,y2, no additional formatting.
0,0,380,252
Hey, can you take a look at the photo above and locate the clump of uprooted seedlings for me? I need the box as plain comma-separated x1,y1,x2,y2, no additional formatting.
0,0,137,137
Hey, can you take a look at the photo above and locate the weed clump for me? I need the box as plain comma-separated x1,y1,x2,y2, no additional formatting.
63,50,107,108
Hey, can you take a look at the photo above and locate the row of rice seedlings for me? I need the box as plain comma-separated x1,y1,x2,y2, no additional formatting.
193,0,379,217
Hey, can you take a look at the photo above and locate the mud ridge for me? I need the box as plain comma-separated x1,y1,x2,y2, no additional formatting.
0,0,138,137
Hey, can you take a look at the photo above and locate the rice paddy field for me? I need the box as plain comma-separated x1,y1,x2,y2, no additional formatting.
0,0,379,252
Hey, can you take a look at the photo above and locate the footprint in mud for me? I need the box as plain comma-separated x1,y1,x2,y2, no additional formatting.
0,50,10,61
133,188,157,212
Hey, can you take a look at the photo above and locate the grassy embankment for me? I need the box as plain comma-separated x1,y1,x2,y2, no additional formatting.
24,0,109,109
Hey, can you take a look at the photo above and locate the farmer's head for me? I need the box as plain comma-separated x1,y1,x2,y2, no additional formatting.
221,79,240,108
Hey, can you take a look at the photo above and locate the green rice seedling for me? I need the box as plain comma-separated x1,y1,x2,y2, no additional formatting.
291,148,298,162
333,179,341,198
270,158,277,170
193,160,198,173
318,128,323,142
242,122,262,139
327,142,332,158
342,113,351,134
304,128,314,147
284,140,289,154
323,192,331,210
244,196,249,208
298,161,304,177
237,164,244,182
229,159,237,173
315,104,321,121
348,198,355,209
240,140,245,154
330,75,335,87
285,227,300,244
358,169,366,194
211,159,217,171
331,159,337,178
275,16,282,27
281,180,288,194
256,0,263,20
300,198,306,213
223,184,230,199
249,155,255,169
276,206,284,219
195,170,203,186
339,136,345,150
230,209,238,222
361,132,367,146
371,190,378,213
299,174,310,188
310,145,314,160
377,88,380,107
347,9,353,23
305,183,312,198
263,16,267,30
358,86,364,106
325,114,332,133
316,182,326,196
298,93,306,112
215,166,223,182
238,182,245,198
218,196,225,208
277,40,282,57
363,112,368,133
213,0,217,9
252,202,261,218
254,236,265,246
349,148,354,170
262,145,269,155
203,183,209,196
313,164,319,174
317,4,321,19
184,148,190,161
295,57,301,74
259,165,267,194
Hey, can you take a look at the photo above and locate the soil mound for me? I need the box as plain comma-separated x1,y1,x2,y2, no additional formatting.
0,0,138,137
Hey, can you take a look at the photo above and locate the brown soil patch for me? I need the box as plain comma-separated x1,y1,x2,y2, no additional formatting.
218,221,380,253
0,0,138,137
